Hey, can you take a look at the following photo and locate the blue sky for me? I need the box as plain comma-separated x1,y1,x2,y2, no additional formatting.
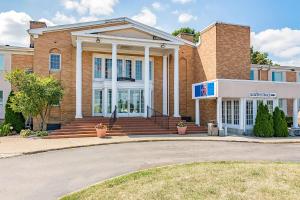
1,0,300,65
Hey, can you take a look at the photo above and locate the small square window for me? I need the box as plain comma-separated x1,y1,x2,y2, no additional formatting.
50,54,61,70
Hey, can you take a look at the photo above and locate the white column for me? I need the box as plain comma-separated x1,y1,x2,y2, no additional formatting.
195,99,200,126
162,55,168,115
173,47,180,117
144,46,150,118
239,98,245,131
75,40,82,118
293,98,299,128
217,97,222,129
111,43,118,112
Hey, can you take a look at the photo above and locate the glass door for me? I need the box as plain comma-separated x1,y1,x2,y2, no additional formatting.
93,89,103,116
118,89,129,116
130,90,141,114
117,89,144,116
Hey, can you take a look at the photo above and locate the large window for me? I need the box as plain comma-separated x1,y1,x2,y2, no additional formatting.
126,60,132,79
49,53,61,70
250,70,254,80
233,100,239,125
226,101,232,124
272,71,283,82
222,101,226,123
107,89,112,113
246,100,253,125
0,91,3,106
0,54,4,71
149,61,153,80
94,58,102,79
267,100,273,113
117,59,123,78
93,90,103,114
135,60,142,80
105,59,112,79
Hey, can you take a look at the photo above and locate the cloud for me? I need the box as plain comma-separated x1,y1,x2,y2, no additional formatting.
38,18,56,26
52,12,76,24
79,16,100,22
172,0,192,4
62,0,119,16
152,2,163,10
178,13,197,23
0,10,32,46
132,8,157,27
251,28,300,66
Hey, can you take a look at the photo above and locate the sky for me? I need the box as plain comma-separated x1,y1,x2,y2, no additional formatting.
1,0,300,66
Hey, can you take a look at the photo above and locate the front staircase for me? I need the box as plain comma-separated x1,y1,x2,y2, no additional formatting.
45,117,207,139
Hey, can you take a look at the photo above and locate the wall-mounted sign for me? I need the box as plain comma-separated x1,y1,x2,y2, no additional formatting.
193,81,216,99
249,92,277,98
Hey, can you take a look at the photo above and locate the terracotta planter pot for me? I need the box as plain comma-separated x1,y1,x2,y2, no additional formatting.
177,126,187,135
96,128,107,138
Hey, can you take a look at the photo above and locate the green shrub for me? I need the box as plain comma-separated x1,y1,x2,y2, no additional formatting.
34,131,48,137
273,107,288,137
4,91,25,133
0,123,13,136
254,103,274,137
20,129,32,137
285,116,293,127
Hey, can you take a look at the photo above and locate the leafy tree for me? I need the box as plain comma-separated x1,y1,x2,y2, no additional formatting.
253,102,274,137
4,91,25,133
172,27,200,43
5,70,63,130
250,47,276,65
273,107,289,137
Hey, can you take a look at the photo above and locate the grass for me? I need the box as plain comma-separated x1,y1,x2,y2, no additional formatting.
60,162,300,200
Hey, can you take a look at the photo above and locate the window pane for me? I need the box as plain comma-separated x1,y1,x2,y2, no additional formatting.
107,89,112,113
226,101,232,124
272,72,283,82
0,91,3,105
94,58,101,78
141,90,144,113
234,100,239,125
250,70,254,80
246,100,253,125
105,59,112,79
50,54,61,70
222,101,225,123
0,54,4,70
117,59,123,78
267,100,273,113
126,60,132,78
93,90,102,114
149,61,153,80
135,60,142,80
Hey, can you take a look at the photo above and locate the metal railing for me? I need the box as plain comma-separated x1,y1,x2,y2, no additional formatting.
108,106,117,130
147,106,169,129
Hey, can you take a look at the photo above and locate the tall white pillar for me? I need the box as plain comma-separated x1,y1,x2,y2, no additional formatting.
144,46,150,118
239,98,245,131
217,97,222,129
111,43,118,112
162,55,168,115
195,99,200,126
173,47,180,117
75,40,82,118
293,98,299,128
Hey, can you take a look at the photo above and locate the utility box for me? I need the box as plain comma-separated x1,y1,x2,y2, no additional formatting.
208,122,219,136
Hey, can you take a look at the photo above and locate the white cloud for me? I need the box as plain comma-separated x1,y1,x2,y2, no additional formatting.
152,2,162,10
0,10,32,46
172,0,192,4
52,12,76,24
79,16,100,22
251,28,300,66
178,13,197,23
38,18,56,26
132,8,157,27
62,0,119,16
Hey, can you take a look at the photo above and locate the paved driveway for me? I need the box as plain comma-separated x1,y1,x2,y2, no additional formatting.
0,141,300,200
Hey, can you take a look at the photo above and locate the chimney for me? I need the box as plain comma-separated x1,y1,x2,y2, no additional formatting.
178,32,194,43
29,21,47,48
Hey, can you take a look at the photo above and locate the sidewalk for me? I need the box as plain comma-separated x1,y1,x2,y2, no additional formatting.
1,134,300,158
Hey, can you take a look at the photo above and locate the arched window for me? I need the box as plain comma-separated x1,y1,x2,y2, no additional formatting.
49,48,61,71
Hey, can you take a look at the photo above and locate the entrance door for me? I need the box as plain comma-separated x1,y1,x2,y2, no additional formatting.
118,89,129,116
117,89,144,117
130,90,141,114
93,89,103,116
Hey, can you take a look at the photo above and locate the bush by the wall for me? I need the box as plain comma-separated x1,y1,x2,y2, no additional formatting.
273,108,289,137
254,103,274,137
20,129,32,137
4,91,25,133
285,116,293,127
0,123,13,136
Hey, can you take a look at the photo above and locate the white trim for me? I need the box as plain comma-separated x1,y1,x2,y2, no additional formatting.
73,24,133,35
49,53,61,71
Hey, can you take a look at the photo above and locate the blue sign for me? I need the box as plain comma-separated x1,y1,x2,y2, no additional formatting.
194,81,215,98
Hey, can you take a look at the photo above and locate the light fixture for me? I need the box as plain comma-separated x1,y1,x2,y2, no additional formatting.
161,43,166,48
96,37,100,43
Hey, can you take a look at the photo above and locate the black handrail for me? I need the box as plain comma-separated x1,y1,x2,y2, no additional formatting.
108,106,117,130
147,106,169,129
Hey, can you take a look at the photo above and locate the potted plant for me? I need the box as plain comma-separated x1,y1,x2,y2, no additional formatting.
177,120,187,135
95,123,107,138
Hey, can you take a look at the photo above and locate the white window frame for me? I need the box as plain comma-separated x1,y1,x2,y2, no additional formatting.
49,53,61,71
93,57,102,80
271,70,286,82
222,99,240,128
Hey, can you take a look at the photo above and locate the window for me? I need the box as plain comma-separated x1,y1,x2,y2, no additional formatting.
222,101,225,123
135,60,142,80
94,58,102,79
298,73,300,82
278,99,283,110
149,61,153,80
226,101,232,124
250,70,254,80
233,100,239,125
0,54,4,71
49,53,61,70
105,59,112,79
107,89,112,113
246,100,253,125
126,60,132,78
0,91,3,106
272,71,283,82
117,59,123,78
267,100,273,113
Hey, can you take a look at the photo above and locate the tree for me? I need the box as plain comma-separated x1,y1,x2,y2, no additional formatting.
5,70,63,130
253,102,274,137
273,107,289,137
4,91,25,133
172,27,200,43
250,47,276,65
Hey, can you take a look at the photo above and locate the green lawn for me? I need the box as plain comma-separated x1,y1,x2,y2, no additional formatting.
61,162,300,200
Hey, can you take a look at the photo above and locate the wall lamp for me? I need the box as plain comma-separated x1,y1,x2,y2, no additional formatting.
96,37,101,43
161,43,166,48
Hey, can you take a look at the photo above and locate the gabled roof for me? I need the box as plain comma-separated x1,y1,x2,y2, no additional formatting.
28,17,195,46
